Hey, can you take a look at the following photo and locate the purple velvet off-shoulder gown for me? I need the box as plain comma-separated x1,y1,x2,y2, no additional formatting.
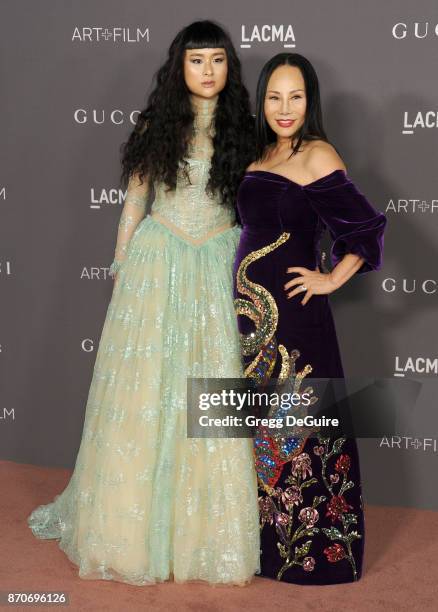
233,168,387,585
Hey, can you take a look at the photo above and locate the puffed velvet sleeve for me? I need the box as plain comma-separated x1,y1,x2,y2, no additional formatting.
303,170,387,274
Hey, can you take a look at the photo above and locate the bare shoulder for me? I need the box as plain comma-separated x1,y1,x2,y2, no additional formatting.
246,143,276,172
246,161,259,172
304,140,347,181
246,155,268,172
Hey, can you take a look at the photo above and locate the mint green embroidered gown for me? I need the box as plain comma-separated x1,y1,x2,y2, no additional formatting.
27,97,260,586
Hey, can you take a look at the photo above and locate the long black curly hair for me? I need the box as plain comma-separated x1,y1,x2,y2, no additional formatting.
119,20,255,208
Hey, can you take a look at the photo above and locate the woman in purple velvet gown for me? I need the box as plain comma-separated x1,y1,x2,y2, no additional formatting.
233,53,387,584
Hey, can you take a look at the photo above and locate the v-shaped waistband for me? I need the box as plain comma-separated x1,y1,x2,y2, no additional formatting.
150,212,236,246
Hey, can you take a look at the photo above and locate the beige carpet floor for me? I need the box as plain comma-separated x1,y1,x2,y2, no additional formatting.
1,459,436,611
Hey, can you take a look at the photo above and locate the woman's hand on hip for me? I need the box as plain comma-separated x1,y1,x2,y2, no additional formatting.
284,266,339,305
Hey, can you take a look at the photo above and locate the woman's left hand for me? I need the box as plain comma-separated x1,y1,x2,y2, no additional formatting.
284,266,339,305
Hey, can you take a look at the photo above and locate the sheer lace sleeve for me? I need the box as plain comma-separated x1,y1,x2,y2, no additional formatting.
109,172,149,279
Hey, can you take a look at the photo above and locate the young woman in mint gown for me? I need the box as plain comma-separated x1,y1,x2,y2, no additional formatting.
27,21,260,586
233,53,387,584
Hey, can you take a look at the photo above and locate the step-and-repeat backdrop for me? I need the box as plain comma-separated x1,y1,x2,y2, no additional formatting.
1,1,437,510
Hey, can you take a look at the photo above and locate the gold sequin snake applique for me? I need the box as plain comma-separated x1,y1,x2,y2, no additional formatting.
234,232,292,381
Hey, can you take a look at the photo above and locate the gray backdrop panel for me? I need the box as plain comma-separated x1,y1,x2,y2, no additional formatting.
1,1,437,509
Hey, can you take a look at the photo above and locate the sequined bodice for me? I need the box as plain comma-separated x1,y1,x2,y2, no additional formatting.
151,97,235,239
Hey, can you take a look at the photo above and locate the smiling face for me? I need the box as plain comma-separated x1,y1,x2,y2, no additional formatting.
264,64,307,142
183,47,228,101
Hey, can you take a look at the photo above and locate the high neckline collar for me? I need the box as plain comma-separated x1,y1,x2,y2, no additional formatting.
190,94,218,117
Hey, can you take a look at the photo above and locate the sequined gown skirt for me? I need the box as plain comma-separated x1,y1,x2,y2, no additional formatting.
27,215,260,586
233,226,364,585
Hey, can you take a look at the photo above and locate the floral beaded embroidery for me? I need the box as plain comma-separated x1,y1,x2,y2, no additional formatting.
257,437,362,581
234,232,362,581
315,437,362,579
